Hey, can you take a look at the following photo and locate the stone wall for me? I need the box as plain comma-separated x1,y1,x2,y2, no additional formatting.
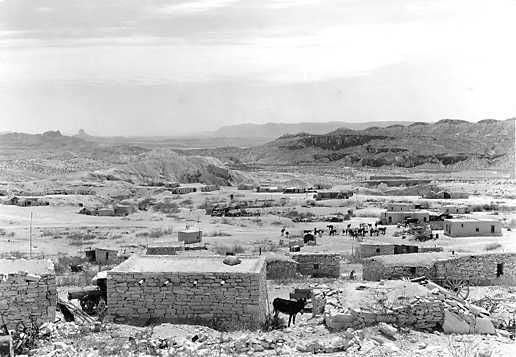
433,253,516,286
291,253,341,278
265,259,298,280
325,296,444,331
360,244,394,258
362,260,433,281
107,264,267,330
0,272,57,330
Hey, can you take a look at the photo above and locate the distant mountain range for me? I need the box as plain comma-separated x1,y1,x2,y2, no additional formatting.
210,121,414,138
180,119,515,169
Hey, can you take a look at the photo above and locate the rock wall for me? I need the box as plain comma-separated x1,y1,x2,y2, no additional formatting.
0,273,57,330
146,246,184,255
266,259,298,280
291,253,341,278
433,253,516,286
325,296,444,331
107,264,267,330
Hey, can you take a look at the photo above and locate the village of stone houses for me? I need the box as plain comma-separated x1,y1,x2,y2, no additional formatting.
0,122,514,357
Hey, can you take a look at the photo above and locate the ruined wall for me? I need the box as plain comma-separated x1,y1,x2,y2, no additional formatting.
325,296,444,331
146,246,184,255
362,260,433,281
266,259,298,280
0,273,57,330
433,253,516,286
107,266,267,330
291,253,341,278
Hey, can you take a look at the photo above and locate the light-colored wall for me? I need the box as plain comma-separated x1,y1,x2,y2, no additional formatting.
444,220,502,237
178,231,202,244
107,265,267,330
95,249,118,265
360,244,395,258
380,211,429,225
0,273,57,330
386,203,414,212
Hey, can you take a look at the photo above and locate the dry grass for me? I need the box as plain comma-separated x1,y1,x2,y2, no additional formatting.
212,243,246,255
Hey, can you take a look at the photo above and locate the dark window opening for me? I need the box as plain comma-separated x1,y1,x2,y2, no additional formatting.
106,252,109,260
497,263,504,277
376,248,381,253
409,267,417,275
475,227,479,232
461,224,464,228
388,216,392,224
313,264,319,270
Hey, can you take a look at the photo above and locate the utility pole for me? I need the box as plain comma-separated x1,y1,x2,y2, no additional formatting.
29,211,33,258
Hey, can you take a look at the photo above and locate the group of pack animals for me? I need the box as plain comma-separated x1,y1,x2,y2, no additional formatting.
300,223,387,242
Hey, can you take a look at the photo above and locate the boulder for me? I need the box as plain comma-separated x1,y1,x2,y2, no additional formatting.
442,310,470,334
378,322,397,339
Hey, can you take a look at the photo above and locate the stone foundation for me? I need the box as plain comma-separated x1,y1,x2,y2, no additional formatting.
265,258,298,280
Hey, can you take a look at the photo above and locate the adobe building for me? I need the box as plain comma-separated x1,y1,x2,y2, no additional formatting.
264,254,298,280
444,217,502,237
0,259,57,330
380,210,430,225
359,242,442,258
442,205,471,215
385,202,415,212
172,186,197,194
200,185,219,192
107,255,267,330
363,252,516,286
178,228,202,244
291,252,341,278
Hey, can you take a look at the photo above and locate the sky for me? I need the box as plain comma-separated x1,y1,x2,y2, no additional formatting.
1,0,516,136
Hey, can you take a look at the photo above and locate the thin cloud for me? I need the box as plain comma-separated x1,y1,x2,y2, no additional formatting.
155,0,240,15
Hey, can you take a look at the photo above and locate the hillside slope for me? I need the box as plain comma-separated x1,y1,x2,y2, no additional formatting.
182,119,515,169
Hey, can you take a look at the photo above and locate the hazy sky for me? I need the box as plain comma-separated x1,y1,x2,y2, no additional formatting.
1,0,516,136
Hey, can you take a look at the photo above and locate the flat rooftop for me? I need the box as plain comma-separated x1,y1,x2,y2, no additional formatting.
445,216,500,223
0,259,54,275
367,252,452,267
111,255,265,274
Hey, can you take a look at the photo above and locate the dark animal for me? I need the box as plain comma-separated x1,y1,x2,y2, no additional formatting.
273,298,307,327
70,264,83,272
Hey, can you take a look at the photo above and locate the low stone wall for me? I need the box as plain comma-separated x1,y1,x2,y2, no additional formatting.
265,259,298,280
146,245,185,255
325,296,444,331
0,272,57,330
107,265,267,330
291,253,341,278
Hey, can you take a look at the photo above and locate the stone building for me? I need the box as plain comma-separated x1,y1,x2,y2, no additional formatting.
442,205,471,215
0,259,57,330
444,217,502,237
380,210,430,225
107,255,267,330
178,229,202,244
291,253,341,278
200,185,219,192
363,252,516,286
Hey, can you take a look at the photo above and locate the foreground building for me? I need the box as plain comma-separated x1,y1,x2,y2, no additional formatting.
359,242,442,258
363,252,516,285
107,255,267,329
444,217,502,237
0,259,57,329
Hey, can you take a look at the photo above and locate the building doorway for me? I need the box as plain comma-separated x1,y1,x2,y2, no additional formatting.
497,263,504,277
491,225,495,233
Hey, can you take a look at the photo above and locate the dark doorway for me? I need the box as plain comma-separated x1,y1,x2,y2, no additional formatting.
497,263,504,277
491,225,495,233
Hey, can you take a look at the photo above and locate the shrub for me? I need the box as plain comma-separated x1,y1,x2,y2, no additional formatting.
484,243,502,251
212,243,245,255
153,200,180,214
208,230,232,237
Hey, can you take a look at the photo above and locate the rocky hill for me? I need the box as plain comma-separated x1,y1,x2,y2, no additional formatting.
211,121,413,139
0,131,240,185
182,119,515,169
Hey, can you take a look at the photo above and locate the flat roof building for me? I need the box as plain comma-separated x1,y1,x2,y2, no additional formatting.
107,255,267,329
444,217,502,237
380,210,430,225
178,228,202,244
